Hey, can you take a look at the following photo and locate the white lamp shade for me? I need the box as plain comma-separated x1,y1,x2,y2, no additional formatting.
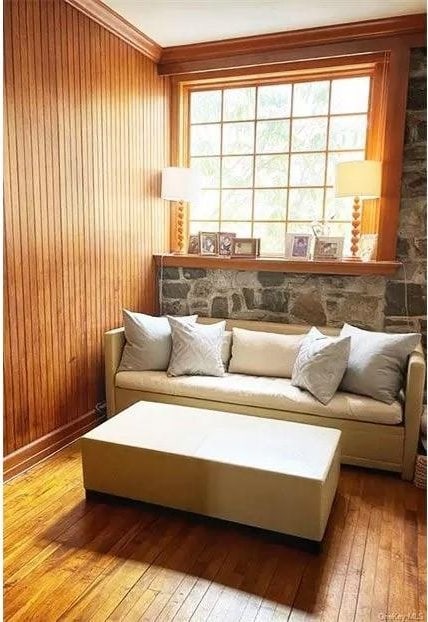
335,160,382,198
161,167,200,203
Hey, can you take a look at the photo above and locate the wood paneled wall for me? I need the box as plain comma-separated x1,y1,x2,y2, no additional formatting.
4,0,170,468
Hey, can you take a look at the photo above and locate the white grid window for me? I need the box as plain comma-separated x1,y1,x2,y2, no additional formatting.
188,76,371,255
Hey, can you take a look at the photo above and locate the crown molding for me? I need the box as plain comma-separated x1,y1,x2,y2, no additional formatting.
64,0,162,62
158,13,427,75
61,4,425,75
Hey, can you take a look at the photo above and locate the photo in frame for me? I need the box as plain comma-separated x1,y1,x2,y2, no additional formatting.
218,232,236,256
313,236,344,261
231,238,258,258
199,232,219,255
284,233,312,260
359,233,378,261
187,234,200,255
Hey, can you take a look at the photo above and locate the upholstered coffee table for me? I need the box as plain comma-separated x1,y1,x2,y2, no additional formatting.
81,401,341,542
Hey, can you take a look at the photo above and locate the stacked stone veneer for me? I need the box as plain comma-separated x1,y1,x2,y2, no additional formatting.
159,48,427,344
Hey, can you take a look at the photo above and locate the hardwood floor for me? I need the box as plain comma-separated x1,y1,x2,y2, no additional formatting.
4,443,426,621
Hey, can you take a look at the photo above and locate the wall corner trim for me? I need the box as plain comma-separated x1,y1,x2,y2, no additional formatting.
64,0,162,61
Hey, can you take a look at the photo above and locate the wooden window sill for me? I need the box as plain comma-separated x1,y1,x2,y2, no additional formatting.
154,254,400,276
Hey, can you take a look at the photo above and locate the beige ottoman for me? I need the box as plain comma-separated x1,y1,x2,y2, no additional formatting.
81,401,341,542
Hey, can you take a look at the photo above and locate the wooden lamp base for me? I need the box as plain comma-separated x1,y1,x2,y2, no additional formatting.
171,200,187,255
349,195,362,261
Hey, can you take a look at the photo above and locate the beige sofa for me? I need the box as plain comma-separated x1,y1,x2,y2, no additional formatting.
105,318,425,481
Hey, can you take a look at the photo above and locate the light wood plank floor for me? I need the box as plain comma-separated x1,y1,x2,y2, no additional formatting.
4,443,426,622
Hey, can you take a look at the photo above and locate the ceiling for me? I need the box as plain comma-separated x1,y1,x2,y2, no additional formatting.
101,0,426,47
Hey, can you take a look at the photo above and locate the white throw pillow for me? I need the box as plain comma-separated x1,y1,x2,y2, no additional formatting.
222,331,233,369
228,327,304,378
167,318,226,377
119,310,197,372
291,327,351,405
340,323,421,404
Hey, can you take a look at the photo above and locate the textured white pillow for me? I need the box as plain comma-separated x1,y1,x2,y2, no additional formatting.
291,327,351,405
340,323,421,404
222,331,233,369
228,328,304,378
119,310,197,372
167,318,226,377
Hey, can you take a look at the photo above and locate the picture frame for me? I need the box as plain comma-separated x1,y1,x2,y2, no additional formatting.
199,232,219,255
313,236,344,261
231,238,258,258
187,234,200,255
359,233,378,261
284,233,312,260
218,232,236,256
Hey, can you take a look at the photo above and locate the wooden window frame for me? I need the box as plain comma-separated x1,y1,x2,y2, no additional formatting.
169,45,411,272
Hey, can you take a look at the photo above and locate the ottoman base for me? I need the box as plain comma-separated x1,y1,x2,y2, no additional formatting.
81,401,341,542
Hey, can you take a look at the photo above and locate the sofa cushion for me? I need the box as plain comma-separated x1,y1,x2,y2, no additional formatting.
291,327,351,405
119,310,197,372
340,323,421,404
228,328,304,378
222,331,232,369
115,371,402,426
167,318,226,377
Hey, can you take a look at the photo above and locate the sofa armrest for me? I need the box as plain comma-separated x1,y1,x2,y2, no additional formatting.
105,327,125,418
402,345,426,480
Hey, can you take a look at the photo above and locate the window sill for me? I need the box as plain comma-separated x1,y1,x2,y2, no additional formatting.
154,254,400,276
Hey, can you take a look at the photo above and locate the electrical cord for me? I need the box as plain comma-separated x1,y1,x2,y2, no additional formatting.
158,252,165,316
400,260,412,329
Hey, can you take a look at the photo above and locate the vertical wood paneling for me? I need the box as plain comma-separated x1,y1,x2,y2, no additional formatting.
4,0,170,458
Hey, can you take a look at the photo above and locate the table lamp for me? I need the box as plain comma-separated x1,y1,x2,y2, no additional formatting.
161,167,200,254
335,160,381,260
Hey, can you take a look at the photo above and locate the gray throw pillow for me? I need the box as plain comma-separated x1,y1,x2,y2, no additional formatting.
119,310,197,372
291,327,351,405
167,318,226,377
340,323,421,404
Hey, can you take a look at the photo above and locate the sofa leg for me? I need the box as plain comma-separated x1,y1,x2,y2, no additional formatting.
401,462,415,481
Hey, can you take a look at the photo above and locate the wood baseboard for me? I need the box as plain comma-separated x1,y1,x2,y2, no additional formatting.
3,410,103,481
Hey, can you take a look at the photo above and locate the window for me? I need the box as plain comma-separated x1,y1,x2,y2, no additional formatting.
188,76,371,256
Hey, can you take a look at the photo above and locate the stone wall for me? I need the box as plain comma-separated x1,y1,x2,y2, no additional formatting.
159,49,426,343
